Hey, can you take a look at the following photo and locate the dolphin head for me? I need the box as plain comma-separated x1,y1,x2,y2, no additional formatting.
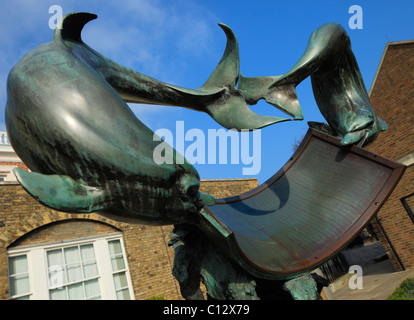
340,114,388,147
158,168,216,224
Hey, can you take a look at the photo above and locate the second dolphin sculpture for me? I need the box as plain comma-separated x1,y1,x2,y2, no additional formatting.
239,23,388,147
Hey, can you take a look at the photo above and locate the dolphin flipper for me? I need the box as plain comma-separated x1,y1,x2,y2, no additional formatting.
200,192,216,206
378,118,388,131
13,168,108,213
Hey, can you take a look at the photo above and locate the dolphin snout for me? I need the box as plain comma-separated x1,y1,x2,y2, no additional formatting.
351,119,374,132
178,173,215,210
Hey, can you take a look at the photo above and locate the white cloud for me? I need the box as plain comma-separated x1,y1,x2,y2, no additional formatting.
82,0,218,80
0,0,219,130
82,20,164,75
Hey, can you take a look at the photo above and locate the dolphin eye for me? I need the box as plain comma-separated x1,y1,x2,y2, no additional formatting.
186,184,199,199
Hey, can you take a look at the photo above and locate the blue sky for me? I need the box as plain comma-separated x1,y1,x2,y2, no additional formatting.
1,0,413,184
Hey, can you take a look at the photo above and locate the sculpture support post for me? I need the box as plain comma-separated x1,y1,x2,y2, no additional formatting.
169,224,327,300
169,224,259,300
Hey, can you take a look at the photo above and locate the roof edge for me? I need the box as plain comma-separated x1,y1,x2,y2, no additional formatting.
369,39,414,96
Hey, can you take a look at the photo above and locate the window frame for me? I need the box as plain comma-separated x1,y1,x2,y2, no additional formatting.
108,239,132,300
400,193,414,224
46,243,101,300
7,233,134,300
7,253,32,300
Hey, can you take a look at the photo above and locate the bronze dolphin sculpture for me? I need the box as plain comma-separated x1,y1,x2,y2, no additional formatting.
239,23,388,147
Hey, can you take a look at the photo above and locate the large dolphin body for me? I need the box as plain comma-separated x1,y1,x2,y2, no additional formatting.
6,12,286,225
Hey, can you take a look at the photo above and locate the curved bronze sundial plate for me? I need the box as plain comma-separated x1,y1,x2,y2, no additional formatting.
199,129,406,280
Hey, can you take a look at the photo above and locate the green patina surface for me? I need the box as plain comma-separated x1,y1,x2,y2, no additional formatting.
5,12,389,300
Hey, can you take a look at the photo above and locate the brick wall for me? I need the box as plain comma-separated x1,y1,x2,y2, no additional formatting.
11,219,120,247
368,43,414,160
200,178,258,199
367,41,414,270
0,162,28,171
369,167,414,270
0,178,258,300
0,183,180,300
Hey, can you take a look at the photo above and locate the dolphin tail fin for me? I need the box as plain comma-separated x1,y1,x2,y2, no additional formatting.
200,23,240,90
199,23,290,130
238,74,304,120
13,168,108,213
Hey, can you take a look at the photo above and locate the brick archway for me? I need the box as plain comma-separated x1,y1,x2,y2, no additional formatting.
7,217,123,249
0,208,127,299
2,212,123,249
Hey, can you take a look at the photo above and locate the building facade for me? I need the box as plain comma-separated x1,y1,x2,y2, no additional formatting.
0,136,258,300
0,182,181,300
1,40,412,299
0,133,177,300
367,40,414,271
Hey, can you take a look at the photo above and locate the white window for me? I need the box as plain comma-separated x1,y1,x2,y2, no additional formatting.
108,240,132,300
0,165,21,182
47,243,101,300
7,233,134,300
8,255,31,300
